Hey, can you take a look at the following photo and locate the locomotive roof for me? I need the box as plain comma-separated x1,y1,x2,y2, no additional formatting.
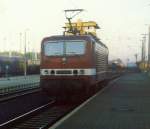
42,35,108,49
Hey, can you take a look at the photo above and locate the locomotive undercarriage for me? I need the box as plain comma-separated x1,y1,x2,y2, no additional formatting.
40,76,94,99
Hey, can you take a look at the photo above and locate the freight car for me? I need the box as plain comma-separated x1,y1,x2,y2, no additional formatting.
0,56,40,77
40,9,109,98
0,56,24,77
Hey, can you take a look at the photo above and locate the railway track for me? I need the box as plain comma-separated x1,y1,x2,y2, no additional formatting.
0,74,121,129
0,82,108,129
0,99,77,129
0,87,41,102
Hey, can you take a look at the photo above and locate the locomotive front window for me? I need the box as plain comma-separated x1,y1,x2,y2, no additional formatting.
66,41,85,55
44,42,63,56
44,40,85,56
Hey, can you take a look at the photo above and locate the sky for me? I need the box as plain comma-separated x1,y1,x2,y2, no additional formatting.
0,0,150,63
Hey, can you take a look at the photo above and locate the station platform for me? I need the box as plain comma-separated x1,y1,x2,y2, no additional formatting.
0,75,39,88
51,73,150,129
0,75,40,95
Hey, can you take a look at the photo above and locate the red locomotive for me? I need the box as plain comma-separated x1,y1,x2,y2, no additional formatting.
40,9,108,98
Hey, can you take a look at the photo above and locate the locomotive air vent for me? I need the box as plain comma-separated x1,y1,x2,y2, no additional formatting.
56,70,72,74
73,70,78,75
80,69,84,75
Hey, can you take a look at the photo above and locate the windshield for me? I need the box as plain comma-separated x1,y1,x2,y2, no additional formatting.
44,40,86,56
44,42,63,56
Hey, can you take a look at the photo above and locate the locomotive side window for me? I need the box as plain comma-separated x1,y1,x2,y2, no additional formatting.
66,41,85,55
44,42,63,56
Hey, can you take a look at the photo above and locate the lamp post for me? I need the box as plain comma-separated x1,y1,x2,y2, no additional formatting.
135,54,138,64
148,26,150,69
145,24,150,70
141,38,145,62
141,34,147,62
19,32,22,53
24,29,29,77
3,37,7,52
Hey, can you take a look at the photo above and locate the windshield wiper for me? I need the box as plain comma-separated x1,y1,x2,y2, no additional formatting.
67,52,77,54
54,52,62,55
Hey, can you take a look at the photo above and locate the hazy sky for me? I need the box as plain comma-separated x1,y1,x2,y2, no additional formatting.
0,0,150,63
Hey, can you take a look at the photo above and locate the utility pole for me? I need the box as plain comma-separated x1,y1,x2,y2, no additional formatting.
24,31,27,77
3,37,7,52
24,29,29,77
143,36,146,66
141,34,147,62
135,54,138,64
148,26,150,69
141,34,148,70
19,32,22,54
142,38,145,62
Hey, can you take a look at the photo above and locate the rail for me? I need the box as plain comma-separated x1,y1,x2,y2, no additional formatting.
0,82,40,96
0,100,55,129
0,100,77,129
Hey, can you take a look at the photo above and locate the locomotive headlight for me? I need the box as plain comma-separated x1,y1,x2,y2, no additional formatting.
51,70,55,75
44,70,49,75
80,69,85,75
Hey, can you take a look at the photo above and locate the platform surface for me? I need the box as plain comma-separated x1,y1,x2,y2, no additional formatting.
53,73,150,129
0,75,39,89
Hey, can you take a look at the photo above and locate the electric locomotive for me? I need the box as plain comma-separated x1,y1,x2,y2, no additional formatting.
40,9,108,97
